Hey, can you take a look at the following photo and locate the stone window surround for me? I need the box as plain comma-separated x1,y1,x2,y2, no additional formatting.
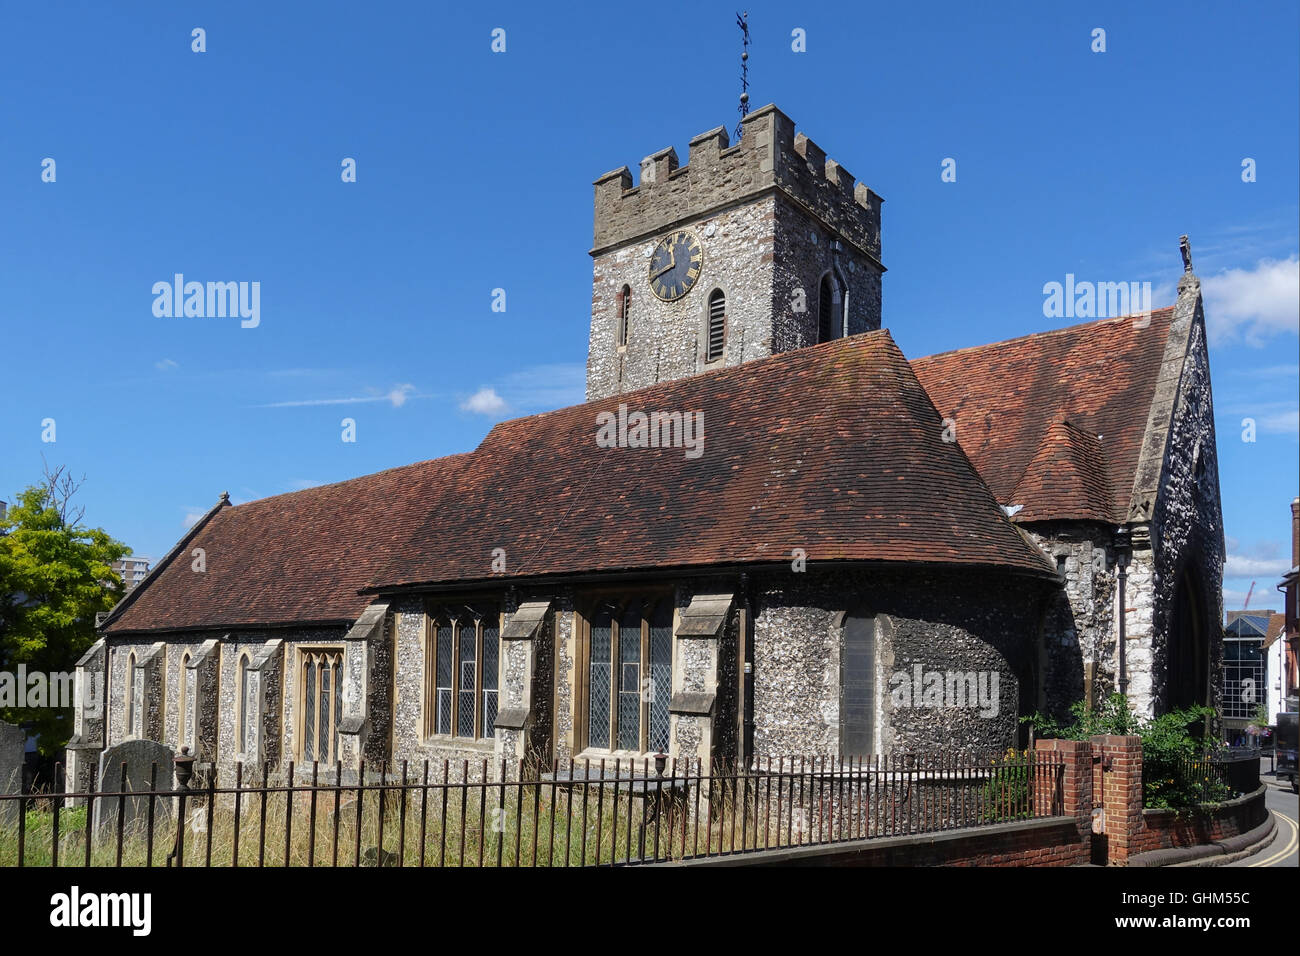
571,589,677,762
816,266,849,342
295,644,344,765
615,284,631,351
421,606,503,745
701,286,728,368
236,650,252,760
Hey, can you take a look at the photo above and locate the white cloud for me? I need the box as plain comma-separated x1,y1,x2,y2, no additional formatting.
1202,254,1300,345
256,384,427,408
155,358,179,371
182,507,205,528
1222,588,1249,609
460,387,508,415
1224,553,1292,578
288,479,325,491
387,384,415,408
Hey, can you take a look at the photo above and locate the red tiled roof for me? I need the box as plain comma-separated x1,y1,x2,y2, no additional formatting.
104,456,470,633
911,308,1175,524
1264,612,1286,649
370,330,1053,592
1009,420,1115,524
107,331,1053,633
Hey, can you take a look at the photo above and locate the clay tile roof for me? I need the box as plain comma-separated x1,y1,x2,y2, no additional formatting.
1264,612,1286,648
1009,420,1116,524
911,308,1176,524
368,330,1054,592
106,330,1054,634
104,455,471,634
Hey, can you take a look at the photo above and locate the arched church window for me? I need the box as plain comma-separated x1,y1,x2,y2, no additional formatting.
300,648,343,764
178,652,191,750
617,285,631,348
237,652,250,756
125,651,138,738
706,289,726,362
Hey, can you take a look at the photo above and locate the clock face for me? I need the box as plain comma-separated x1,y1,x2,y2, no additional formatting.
647,230,703,301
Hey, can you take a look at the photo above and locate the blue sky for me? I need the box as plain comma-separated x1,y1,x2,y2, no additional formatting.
1,1,1296,612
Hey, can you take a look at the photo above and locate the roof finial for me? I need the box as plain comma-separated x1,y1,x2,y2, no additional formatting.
218,490,231,505
734,11,751,143
1179,234,1193,273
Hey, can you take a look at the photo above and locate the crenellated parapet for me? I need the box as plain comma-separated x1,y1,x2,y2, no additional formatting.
592,103,883,265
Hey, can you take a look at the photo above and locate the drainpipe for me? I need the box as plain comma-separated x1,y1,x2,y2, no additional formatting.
1114,526,1133,697
830,239,848,337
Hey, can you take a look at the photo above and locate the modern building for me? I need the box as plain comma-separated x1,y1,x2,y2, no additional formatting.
111,557,151,593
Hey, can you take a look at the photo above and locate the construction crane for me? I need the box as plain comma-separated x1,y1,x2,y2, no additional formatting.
1243,580,1255,610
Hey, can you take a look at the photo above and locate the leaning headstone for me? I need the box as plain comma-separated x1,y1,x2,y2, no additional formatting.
0,721,23,829
94,739,174,840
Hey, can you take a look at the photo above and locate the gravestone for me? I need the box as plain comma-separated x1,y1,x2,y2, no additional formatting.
94,739,174,839
0,721,23,829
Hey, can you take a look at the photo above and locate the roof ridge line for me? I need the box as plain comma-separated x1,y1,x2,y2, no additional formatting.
911,307,1175,364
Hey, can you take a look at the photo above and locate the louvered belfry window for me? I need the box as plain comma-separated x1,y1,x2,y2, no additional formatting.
424,610,500,741
617,285,631,348
706,289,726,362
584,597,674,754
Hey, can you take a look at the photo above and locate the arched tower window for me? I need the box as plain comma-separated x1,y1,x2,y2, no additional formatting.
706,289,726,363
617,285,631,348
818,273,844,343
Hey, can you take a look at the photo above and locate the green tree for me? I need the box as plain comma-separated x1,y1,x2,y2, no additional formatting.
0,465,128,756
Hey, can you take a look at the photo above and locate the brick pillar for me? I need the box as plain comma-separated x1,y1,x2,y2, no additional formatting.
1091,734,1143,864
1034,738,1092,863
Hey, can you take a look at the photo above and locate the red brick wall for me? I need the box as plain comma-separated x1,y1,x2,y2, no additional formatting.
1128,787,1268,855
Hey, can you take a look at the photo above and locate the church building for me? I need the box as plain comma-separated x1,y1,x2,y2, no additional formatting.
68,105,1224,789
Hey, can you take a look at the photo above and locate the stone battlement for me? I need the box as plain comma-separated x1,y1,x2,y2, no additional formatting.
592,103,883,264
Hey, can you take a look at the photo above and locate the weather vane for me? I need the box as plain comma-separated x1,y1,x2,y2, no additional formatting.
735,11,751,142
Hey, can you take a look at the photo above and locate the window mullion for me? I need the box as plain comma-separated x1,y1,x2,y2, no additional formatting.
475,621,484,739
641,613,650,753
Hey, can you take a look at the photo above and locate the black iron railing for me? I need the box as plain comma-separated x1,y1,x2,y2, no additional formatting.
0,751,1066,867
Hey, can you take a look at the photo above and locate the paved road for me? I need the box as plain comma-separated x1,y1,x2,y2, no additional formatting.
1228,769,1297,867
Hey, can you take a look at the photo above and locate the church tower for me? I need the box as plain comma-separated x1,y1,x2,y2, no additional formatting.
586,104,884,400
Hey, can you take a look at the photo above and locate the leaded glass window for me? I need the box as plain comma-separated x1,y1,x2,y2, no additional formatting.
435,623,453,735
585,596,675,754
424,610,502,741
481,622,499,740
458,622,477,738
618,605,642,751
648,600,673,754
300,649,342,765
588,607,613,750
